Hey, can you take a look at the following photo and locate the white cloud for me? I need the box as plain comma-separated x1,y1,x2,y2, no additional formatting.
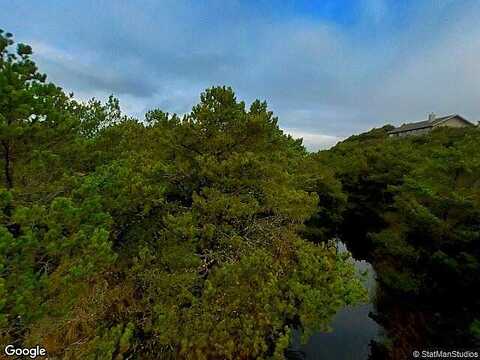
29,41,74,63
284,128,342,151
4,1,480,138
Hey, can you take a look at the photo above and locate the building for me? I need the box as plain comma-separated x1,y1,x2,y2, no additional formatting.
388,113,475,137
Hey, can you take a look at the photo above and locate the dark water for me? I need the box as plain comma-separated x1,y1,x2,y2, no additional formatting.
287,242,382,360
286,238,480,360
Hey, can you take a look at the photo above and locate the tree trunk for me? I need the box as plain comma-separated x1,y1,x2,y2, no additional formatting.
2,141,13,189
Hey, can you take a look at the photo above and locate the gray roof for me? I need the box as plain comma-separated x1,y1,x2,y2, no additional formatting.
388,114,471,134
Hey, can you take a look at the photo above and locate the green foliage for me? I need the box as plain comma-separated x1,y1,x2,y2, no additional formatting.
370,128,480,300
320,124,480,349
326,126,418,235
4,27,479,357
116,87,366,359
0,29,80,193
0,33,366,359
0,191,116,342
470,319,480,340
294,154,347,241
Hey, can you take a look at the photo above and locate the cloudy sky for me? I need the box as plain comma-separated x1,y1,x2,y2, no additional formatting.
2,0,480,149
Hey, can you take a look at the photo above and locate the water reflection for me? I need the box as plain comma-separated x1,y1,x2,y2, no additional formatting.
287,238,480,359
287,241,381,360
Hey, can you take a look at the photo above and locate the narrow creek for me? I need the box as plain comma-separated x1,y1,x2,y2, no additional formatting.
287,241,383,359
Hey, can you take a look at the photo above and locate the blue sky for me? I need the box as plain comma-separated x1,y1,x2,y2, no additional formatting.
2,0,480,149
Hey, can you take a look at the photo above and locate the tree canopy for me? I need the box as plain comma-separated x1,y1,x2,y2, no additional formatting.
0,31,366,359
2,28,478,359
318,125,480,356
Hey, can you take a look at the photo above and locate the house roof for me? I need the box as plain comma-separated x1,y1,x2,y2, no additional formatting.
388,114,473,134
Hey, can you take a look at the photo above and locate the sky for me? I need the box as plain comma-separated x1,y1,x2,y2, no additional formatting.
2,0,480,150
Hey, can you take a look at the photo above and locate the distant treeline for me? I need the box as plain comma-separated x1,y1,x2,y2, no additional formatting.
1,29,479,359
